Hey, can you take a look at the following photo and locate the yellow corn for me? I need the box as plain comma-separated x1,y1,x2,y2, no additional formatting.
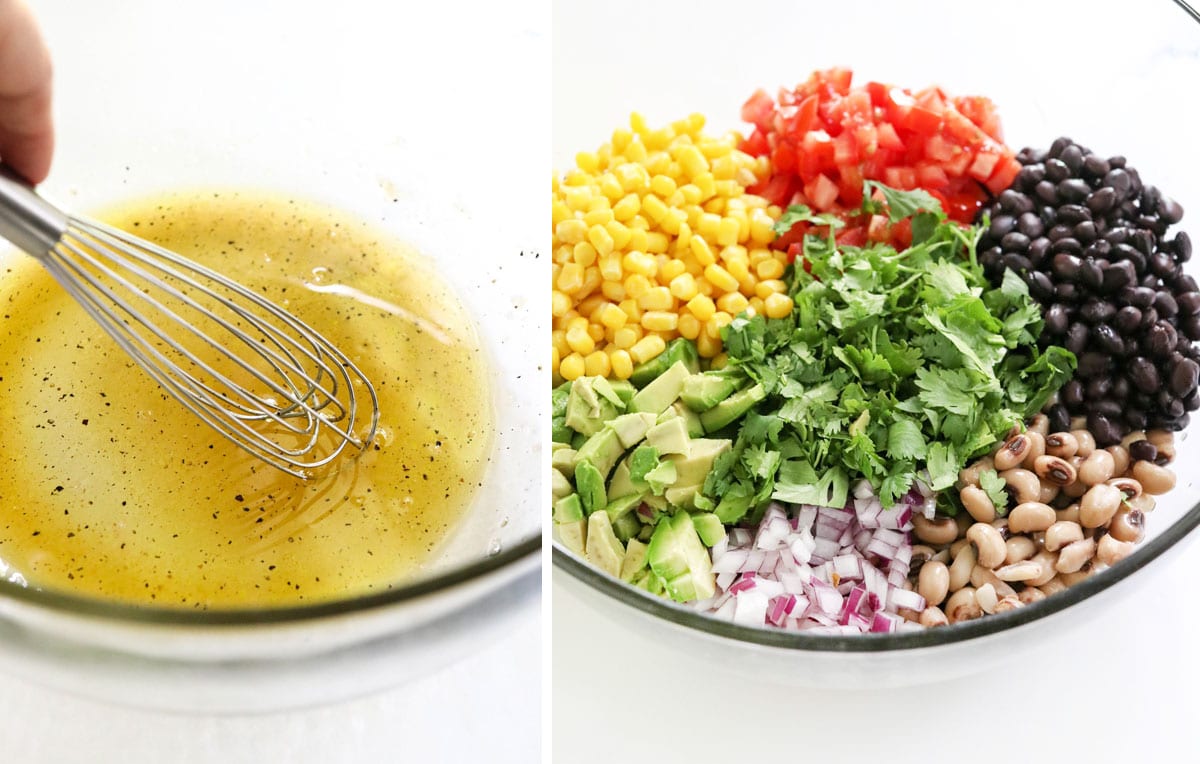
566,325,595,355
704,263,739,293
641,311,679,332
677,312,701,340
687,294,716,322
551,290,571,317
560,352,585,380
716,292,749,315
669,273,698,301
764,293,794,319
756,279,788,298
609,349,634,380
598,303,628,329
638,286,674,311
630,335,667,364
613,325,641,349
584,350,612,377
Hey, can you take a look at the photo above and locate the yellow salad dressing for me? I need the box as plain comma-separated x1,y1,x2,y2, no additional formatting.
0,191,493,607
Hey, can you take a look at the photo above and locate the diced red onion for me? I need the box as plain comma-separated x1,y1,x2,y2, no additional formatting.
889,587,926,612
733,590,769,626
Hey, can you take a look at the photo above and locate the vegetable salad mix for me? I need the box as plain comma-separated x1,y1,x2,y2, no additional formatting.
551,68,1191,634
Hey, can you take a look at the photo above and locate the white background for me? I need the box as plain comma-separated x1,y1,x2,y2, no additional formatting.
553,1,1200,762
0,1,547,761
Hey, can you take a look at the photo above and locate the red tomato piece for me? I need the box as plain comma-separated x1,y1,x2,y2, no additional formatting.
967,150,1001,182
805,173,839,209
741,89,776,131
985,156,1022,195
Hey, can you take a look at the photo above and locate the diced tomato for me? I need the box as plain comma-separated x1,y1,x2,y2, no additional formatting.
784,95,821,141
968,150,1001,182
835,227,868,247
853,123,878,157
985,156,1022,195
923,133,955,162
751,175,797,207
943,107,984,145
819,67,854,96
915,163,950,188
898,103,942,134
805,173,839,210
833,132,858,165
741,89,776,131
838,164,865,206
884,166,917,190
866,214,890,242
943,150,972,178
953,95,1004,141
876,122,903,152
742,128,769,157
772,142,798,174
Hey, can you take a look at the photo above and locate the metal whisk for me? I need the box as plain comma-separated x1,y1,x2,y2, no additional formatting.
0,167,380,479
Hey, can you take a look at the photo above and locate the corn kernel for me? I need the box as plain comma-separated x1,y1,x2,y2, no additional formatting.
551,329,569,356
622,275,651,300
587,225,615,257
611,128,633,153
764,293,794,319
560,352,585,381
749,296,766,315
755,279,788,298
704,263,739,292
624,139,647,163
587,323,604,342
669,273,698,301
756,258,785,280
679,184,702,205
578,295,605,320
644,232,669,254
677,144,708,178
622,251,657,279
584,350,611,377
627,227,649,251
613,325,641,349
677,312,701,340
605,220,632,250
721,245,748,266
660,208,687,236
706,312,733,339
630,335,667,364
557,262,584,293
717,217,741,248
694,172,716,201
695,331,720,359
551,290,571,317
727,258,751,284
690,236,715,267
614,163,649,192
599,303,628,329
716,292,749,315
641,194,668,223
579,266,601,299
613,193,640,221
600,280,625,302
630,111,649,135
551,345,560,377
710,352,729,370
686,294,716,322
555,219,587,245
650,174,677,197
659,259,686,282
609,349,633,380
641,311,679,332
564,314,586,332
575,152,600,174
638,286,674,311
597,174,623,202
697,212,720,241
565,325,595,355
598,253,623,281
749,210,775,245
583,206,614,227
572,241,597,268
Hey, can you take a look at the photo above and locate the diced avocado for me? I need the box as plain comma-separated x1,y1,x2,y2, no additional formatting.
554,492,584,523
552,383,575,443
574,460,607,515
645,416,690,456
551,469,573,502
571,431,587,450
670,438,732,486
641,493,668,511
630,337,698,387
585,511,625,578
714,492,754,525
573,428,625,479
638,570,666,595
642,459,677,495
612,512,641,542
608,412,657,449
607,457,637,501
608,379,636,407
700,382,766,433
604,492,644,523
637,523,655,543
552,418,574,444
620,538,649,582
681,372,743,412
590,376,625,409
629,360,691,415
646,510,716,602
565,377,621,436
669,401,705,438
557,518,586,556
663,482,700,509
691,512,726,547
551,444,577,477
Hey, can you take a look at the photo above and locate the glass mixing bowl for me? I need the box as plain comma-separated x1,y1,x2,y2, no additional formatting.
0,0,542,711
552,0,1200,687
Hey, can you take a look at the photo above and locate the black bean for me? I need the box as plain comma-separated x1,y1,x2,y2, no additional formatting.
1092,324,1124,354
1062,378,1086,407
1052,253,1083,280
1039,205,1058,226
1177,292,1200,316
1017,212,1044,239
1077,352,1110,378
1028,238,1052,265
1047,403,1071,433
1173,231,1192,262
1153,291,1178,319
1112,376,1131,400
1104,168,1131,198
1088,413,1122,447
1105,227,1131,246
1080,301,1116,324
1048,137,1072,158
1001,232,1031,252
1102,260,1136,293
1145,321,1179,357
1139,307,1159,329
1066,321,1089,354
1108,156,1127,169
1060,145,1084,174
1129,356,1161,393
1048,224,1075,242
1057,178,1089,203
1086,239,1112,260
1080,260,1104,290
1123,286,1156,309
1025,270,1055,301
1051,237,1083,256
1140,274,1158,290
1129,439,1158,463
1158,391,1186,419
1016,164,1046,191
1057,205,1091,225
1175,275,1199,293
979,246,1003,272
988,215,1017,240
1132,392,1155,410
1085,377,1112,399
1000,253,1033,273
1035,180,1059,204
1083,155,1110,179
1044,304,1070,335
1170,357,1200,396
1073,221,1097,244
1124,408,1148,430
1086,186,1117,214
1133,229,1155,257
1045,158,1070,183
998,190,1034,215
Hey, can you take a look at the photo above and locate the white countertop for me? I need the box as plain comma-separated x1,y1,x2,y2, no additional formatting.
0,615,540,763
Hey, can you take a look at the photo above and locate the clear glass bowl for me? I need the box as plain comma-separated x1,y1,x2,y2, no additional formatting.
0,0,542,711
552,0,1200,687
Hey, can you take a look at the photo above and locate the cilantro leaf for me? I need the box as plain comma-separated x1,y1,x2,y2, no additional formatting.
978,468,1010,516
772,204,846,237
863,180,943,222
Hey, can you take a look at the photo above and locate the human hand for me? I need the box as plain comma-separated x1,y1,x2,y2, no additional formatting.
0,0,52,184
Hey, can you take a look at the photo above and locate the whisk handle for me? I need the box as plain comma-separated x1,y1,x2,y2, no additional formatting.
0,165,68,258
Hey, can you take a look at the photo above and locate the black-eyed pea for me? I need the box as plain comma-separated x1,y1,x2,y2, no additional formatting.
970,565,1016,598
1054,537,1096,573
1078,450,1116,485
1070,415,1088,431
1008,502,1056,533
994,560,1042,582
1045,431,1079,459
948,543,977,592
1001,468,1041,505
1147,429,1175,448
1107,477,1143,501
990,517,1010,539
1044,520,1084,552
960,485,996,524
1038,480,1060,505
1071,429,1096,458
1022,431,1046,470
1028,413,1050,438
1106,445,1130,477
994,433,1033,471
1120,430,1148,449
1004,535,1036,565
1096,534,1137,566
1154,441,1176,466
945,586,982,623
932,548,952,564
898,607,922,623
966,522,1006,568
1080,483,1123,528
1060,565,1094,587
954,512,972,536
1039,576,1068,596
1018,586,1047,605
1128,494,1156,514
919,606,949,627
1062,475,1088,499
1131,461,1176,495
1033,455,1077,486
917,560,950,606
950,538,969,558
958,456,994,490
976,583,999,614
912,514,958,545
1056,503,1081,525
992,594,1022,613
1026,549,1060,586
1109,508,1146,544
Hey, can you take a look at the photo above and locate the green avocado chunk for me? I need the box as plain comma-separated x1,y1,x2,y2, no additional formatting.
691,512,726,547
564,377,623,436
608,412,657,449
585,511,625,577
680,371,744,412
557,518,586,556
574,460,607,515
551,469,573,502
620,538,649,581
699,382,766,433
573,427,625,480
629,337,700,387
646,510,716,602
645,416,690,456
554,492,583,523
629,360,691,415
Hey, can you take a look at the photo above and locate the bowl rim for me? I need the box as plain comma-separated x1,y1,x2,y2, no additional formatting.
553,498,1200,650
0,533,540,626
